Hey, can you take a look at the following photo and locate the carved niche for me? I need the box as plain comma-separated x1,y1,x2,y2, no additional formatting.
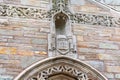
48,0,77,58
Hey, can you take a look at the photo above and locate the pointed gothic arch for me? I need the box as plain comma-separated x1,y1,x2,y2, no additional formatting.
14,56,108,80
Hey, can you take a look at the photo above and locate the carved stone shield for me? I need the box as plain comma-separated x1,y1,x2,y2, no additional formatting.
56,35,70,55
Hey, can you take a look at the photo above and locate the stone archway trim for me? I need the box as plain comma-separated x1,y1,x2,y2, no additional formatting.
14,56,108,80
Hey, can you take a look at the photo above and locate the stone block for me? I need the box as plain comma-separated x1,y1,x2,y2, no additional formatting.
85,61,104,71
115,74,120,78
78,48,105,54
99,43,119,50
105,50,120,55
106,66,120,73
17,50,33,56
4,0,20,4
20,56,45,68
0,47,17,54
78,42,98,48
104,73,114,78
85,54,98,60
77,36,84,41
98,54,120,60
0,47,6,54
0,0,3,2
0,29,23,36
110,35,120,42
24,33,47,39
99,33,111,37
1,36,13,39
105,61,120,66
71,0,85,5
0,68,6,74
0,54,9,60
8,38,31,44
78,55,85,60
22,27,39,32
40,28,50,33
0,38,7,42
31,39,47,45
0,75,13,80
115,28,120,35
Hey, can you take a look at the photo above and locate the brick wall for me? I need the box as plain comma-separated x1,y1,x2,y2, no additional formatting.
73,24,120,80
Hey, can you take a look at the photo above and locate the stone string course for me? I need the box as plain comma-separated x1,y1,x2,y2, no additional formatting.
0,4,120,27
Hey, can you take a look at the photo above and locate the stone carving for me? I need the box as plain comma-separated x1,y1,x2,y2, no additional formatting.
29,65,88,80
56,35,77,55
48,34,77,57
0,4,47,19
47,0,72,18
72,13,120,27
0,3,120,27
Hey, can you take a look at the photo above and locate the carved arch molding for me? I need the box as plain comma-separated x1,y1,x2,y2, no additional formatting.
14,56,108,80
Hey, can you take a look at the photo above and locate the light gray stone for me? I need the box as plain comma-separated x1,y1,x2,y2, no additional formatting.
99,43,119,50
0,75,13,80
31,39,47,45
105,73,114,78
0,68,6,74
115,74,120,78
85,61,104,71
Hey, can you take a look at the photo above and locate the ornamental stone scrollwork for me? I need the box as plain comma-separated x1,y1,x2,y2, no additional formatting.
0,3,120,27
47,0,72,18
71,13,120,27
0,4,48,19
29,65,88,80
